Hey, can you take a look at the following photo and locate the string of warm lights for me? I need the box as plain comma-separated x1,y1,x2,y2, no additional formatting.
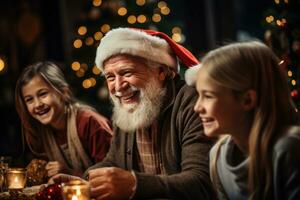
265,0,289,28
70,0,184,90
264,0,300,103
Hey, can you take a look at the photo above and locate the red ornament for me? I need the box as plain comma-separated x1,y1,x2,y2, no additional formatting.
291,89,299,99
36,183,63,200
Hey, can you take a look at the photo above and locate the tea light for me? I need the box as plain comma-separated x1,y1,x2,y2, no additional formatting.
62,180,90,200
5,168,27,190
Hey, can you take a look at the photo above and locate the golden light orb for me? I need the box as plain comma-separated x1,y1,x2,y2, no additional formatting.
93,0,102,7
288,70,293,77
94,31,103,41
90,77,97,86
0,59,5,72
71,61,81,71
83,79,92,89
118,7,127,16
78,26,87,35
291,79,297,86
101,24,110,33
172,27,182,34
73,39,82,48
172,33,182,43
266,15,274,23
158,1,167,8
85,37,94,46
160,6,170,15
127,15,137,24
276,19,283,26
76,69,85,77
152,14,161,23
136,0,146,6
92,65,102,75
137,15,147,23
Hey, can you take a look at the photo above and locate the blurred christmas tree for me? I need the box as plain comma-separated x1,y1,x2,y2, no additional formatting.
262,0,300,108
67,0,185,116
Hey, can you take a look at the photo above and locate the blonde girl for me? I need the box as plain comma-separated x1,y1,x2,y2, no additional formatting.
190,42,300,199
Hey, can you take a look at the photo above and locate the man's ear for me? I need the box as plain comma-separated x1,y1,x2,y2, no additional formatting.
241,89,257,111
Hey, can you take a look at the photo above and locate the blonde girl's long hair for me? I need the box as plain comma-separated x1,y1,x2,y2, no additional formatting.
201,41,298,199
15,61,76,157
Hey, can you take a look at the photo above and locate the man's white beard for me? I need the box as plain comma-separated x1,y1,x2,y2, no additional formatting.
110,78,166,132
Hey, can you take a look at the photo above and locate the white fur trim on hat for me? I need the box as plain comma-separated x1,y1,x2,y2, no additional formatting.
95,28,177,71
184,64,202,86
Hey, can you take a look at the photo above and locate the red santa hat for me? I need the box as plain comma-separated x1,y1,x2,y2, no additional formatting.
95,27,200,73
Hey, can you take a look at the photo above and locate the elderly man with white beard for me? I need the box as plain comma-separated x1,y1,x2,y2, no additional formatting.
50,28,216,200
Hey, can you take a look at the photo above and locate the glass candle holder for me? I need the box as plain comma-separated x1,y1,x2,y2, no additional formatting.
5,168,27,190
62,180,91,200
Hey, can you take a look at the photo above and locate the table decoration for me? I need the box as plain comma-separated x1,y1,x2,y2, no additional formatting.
35,183,62,200
61,180,90,200
5,168,27,190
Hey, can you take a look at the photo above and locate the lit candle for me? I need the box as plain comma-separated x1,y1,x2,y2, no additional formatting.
5,168,27,190
62,180,90,200
72,196,78,200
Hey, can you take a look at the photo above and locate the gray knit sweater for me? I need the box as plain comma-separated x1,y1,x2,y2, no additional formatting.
210,127,300,200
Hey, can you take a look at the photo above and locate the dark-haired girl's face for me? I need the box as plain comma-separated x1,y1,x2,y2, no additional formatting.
21,75,66,130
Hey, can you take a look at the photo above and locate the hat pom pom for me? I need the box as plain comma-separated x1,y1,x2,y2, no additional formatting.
185,64,202,86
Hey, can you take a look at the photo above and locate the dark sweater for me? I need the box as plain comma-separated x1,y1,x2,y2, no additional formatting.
85,76,216,200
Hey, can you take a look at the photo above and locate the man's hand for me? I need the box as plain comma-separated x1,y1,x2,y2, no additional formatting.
45,161,70,177
48,173,85,185
88,167,136,200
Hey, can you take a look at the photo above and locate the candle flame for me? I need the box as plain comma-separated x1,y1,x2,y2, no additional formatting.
76,189,81,196
14,177,19,182
71,196,78,200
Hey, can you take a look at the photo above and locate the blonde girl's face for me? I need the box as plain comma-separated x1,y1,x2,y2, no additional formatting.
194,69,247,138
21,75,65,129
